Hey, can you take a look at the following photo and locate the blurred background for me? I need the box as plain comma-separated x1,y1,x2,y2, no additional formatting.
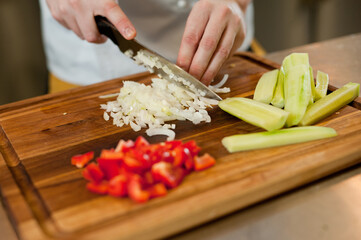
0,0,361,105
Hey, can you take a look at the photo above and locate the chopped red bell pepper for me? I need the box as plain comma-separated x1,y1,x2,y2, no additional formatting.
108,175,128,197
97,157,122,180
100,149,124,160
194,153,216,171
71,151,94,168
148,183,167,198
134,136,150,148
115,139,134,153
151,162,185,189
74,137,215,203
183,140,201,157
82,163,104,183
127,175,149,203
86,181,108,195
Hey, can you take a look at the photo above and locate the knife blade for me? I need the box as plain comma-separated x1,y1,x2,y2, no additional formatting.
95,16,222,100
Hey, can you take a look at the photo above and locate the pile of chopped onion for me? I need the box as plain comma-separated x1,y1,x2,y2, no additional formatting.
101,78,219,140
100,49,230,140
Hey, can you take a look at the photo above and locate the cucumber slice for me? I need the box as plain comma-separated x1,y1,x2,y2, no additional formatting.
309,66,316,104
284,64,311,127
299,82,360,126
222,126,337,153
271,67,285,108
253,69,279,104
218,97,289,131
314,70,329,101
282,53,310,74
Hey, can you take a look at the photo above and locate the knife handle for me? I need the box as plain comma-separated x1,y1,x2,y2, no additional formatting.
95,16,118,45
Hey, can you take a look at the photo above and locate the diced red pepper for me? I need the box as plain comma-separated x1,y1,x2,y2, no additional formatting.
115,139,134,153
82,163,104,183
71,151,94,168
162,140,182,150
134,136,149,148
108,175,128,197
128,175,149,203
86,181,108,195
148,183,167,198
100,149,124,160
75,137,216,203
142,171,155,187
151,162,185,189
123,155,146,173
183,140,201,157
173,146,193,169
97,157,122,180
194,153,216,171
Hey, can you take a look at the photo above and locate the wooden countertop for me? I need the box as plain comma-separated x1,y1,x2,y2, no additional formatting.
1,33,361,240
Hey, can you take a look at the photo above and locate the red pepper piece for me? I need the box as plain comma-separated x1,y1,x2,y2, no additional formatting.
183,140,201,157
173,146,193,168
82,163,104,183
151,162,185,189
97,157,122,180
148,183,167,198
142,171,155,187
108,175,128,197
71,151,94,168
100,149,124,160
127,175,150,203
115,139,134,153
134,136,150,148
162,140,182,150
194,153,216,171
123,155,146,173
86,181,108,195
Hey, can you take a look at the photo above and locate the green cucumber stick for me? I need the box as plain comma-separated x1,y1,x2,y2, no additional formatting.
218,97,289,132
284,64,311,127
282,53,310,74
314,70,329,101
299,82,360,126
222,126,337,153
309,66,316,104
253,69,279,104
271,67,285,108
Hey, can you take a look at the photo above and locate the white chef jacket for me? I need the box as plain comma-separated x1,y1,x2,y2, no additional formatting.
39,0,254,85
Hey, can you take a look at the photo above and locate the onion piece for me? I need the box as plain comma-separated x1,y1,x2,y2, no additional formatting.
146,128,175,141
211,74,229,88
99,93,119,99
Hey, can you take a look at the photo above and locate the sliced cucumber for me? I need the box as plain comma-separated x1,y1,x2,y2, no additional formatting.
218,97,289,132
284,64,311,127
309,66,316,104
282,53,310,74
314,70,329,101
299,82,359,126
271,67,285,108
222,126,337,153
253,69,279,104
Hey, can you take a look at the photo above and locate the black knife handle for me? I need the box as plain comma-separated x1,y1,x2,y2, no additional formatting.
95,16,118,45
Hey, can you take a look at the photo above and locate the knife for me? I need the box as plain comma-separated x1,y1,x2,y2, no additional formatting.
95,16,222,100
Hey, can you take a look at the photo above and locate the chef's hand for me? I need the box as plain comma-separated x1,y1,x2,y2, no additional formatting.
177,0,250,85
45,0,136,43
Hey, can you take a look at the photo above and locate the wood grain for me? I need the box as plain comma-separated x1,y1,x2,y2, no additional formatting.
1,53,361,240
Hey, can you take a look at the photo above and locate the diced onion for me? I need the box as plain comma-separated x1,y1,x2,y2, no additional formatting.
99,93,119,99
146,128,176,141
101,50,222,139
209,74,230,93
211,74,229,88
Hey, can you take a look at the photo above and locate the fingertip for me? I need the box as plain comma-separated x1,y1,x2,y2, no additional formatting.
123,27,136,40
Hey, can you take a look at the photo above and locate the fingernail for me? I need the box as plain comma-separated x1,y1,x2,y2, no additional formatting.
124,27,134,39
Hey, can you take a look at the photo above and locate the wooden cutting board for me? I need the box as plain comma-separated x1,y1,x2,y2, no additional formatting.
1,53,361,240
